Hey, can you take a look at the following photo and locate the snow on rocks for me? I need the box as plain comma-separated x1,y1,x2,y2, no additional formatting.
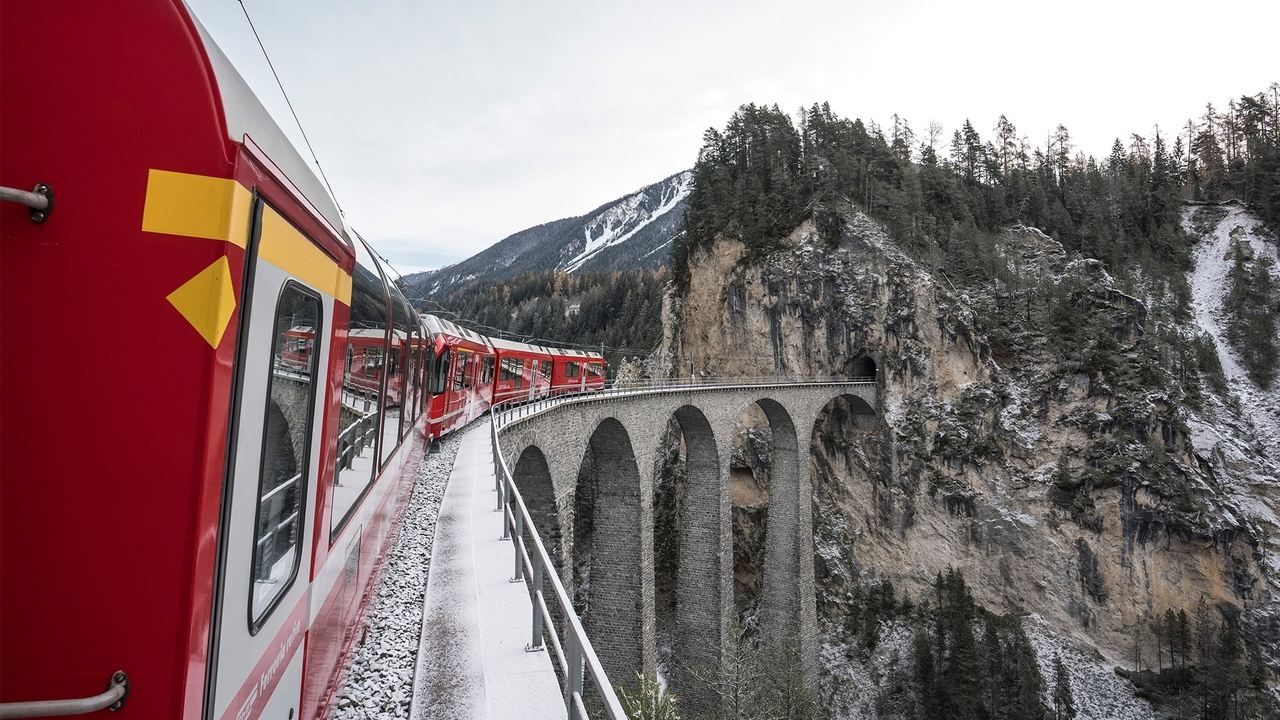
819,620,916,719
563,170,692,273
1024,616,1156,720
1183,204,1280,581
1185,204,1280,459
331,431,463,720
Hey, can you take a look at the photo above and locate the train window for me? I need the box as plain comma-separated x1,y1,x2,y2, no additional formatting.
452,352,466,391
432,349,451,395
483,356,495,384
565,361,580,378
376,277,410,468
407,323,421,422
251,282,321,629
541,360,553,380
587,362,603,378
427,345,437,412
330,235,389,541
500,357,521,383
391,295,414,443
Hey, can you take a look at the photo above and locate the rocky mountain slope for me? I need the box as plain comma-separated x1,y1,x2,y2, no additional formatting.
654,205,1280,718
405,170,689,298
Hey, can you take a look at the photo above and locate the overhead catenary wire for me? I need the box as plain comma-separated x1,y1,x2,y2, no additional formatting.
237,0,344,216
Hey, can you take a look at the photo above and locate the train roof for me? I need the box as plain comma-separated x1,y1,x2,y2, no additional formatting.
190,10,348,246
421,313,492,349
544,346,604,360
488,336,554,355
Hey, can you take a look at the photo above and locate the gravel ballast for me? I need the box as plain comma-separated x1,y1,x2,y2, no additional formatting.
331,430,464,719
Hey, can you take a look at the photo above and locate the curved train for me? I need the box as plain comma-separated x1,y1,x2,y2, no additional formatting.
0,4,600,719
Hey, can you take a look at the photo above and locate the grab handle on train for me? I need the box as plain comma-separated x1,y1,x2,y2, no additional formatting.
0,670,128,718
0,184,53,223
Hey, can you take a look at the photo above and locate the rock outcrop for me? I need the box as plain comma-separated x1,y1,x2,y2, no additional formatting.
654,207,1280,717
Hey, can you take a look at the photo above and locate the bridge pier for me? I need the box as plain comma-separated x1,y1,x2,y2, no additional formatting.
577,419,654,699
669,406,731,716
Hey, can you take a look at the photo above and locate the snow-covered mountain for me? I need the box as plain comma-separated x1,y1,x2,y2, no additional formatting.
406,170,690,297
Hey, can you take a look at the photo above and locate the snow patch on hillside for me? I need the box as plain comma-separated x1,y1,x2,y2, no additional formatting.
1025,616,1156,720
1185,204,1280,458
562,171,692,272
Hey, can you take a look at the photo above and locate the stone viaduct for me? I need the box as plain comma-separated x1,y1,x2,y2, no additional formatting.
496,380,876,713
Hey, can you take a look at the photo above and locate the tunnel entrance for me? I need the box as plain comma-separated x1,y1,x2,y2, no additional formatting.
845,355,877,379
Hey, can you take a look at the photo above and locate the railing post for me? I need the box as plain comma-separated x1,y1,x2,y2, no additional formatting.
566,633,584,719
500,484,511,539
512,510,525,581
529,561,545,651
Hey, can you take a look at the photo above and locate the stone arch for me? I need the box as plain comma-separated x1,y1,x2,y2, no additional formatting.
573,417,651,693
270,378,310,467
809,393,880,624
752,398,804,651
845,354,878,379
512,445,561,574
653,405,726,714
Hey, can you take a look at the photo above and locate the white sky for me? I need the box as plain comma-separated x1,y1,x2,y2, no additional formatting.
189,0,1278,275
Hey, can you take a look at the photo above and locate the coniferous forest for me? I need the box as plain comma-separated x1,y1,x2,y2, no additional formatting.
418,269,666,370
677,88,1280,283
674,88,1280,389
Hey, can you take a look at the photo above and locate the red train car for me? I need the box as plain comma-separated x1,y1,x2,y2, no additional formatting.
1,5,429,720
490,337,555,405
548,348,607,395
423,314,495,441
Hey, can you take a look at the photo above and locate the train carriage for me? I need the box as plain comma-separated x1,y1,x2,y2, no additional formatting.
490,337,555,405
423,314,495,442
548,347,607,395
1,4,429,719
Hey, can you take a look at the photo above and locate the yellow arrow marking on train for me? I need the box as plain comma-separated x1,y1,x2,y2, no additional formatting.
167,256,237,348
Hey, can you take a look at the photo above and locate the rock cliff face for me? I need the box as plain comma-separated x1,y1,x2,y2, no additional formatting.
656,208,1280,717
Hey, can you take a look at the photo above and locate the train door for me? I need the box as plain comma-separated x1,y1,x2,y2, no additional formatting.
206,202,332,720
527,359,537,401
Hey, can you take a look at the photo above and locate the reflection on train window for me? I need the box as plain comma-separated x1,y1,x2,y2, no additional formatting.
251,283,320,630
407,325,420,421
541,360,553,381
380,291,412,465
587,362,603,379
484,356,496,385
432,350,451,395
330,237,389,540
500,357,521,384
453,352,468,391
565,361,580,378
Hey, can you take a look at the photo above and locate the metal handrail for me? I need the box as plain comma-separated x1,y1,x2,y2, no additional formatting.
259,472,302,503
0,184,52,223
486,375,873,718
0,671,128,718
491,416,627,720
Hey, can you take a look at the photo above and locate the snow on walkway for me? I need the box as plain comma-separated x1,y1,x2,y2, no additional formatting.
409,423,564,720
1186,203,1280,459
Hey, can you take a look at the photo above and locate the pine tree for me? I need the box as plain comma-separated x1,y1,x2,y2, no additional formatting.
1052,654,1077,720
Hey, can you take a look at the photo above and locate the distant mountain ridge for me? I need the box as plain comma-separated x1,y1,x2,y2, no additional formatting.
405,170,690,297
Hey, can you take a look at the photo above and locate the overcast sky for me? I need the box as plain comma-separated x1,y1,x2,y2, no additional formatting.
189,0,1278,275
